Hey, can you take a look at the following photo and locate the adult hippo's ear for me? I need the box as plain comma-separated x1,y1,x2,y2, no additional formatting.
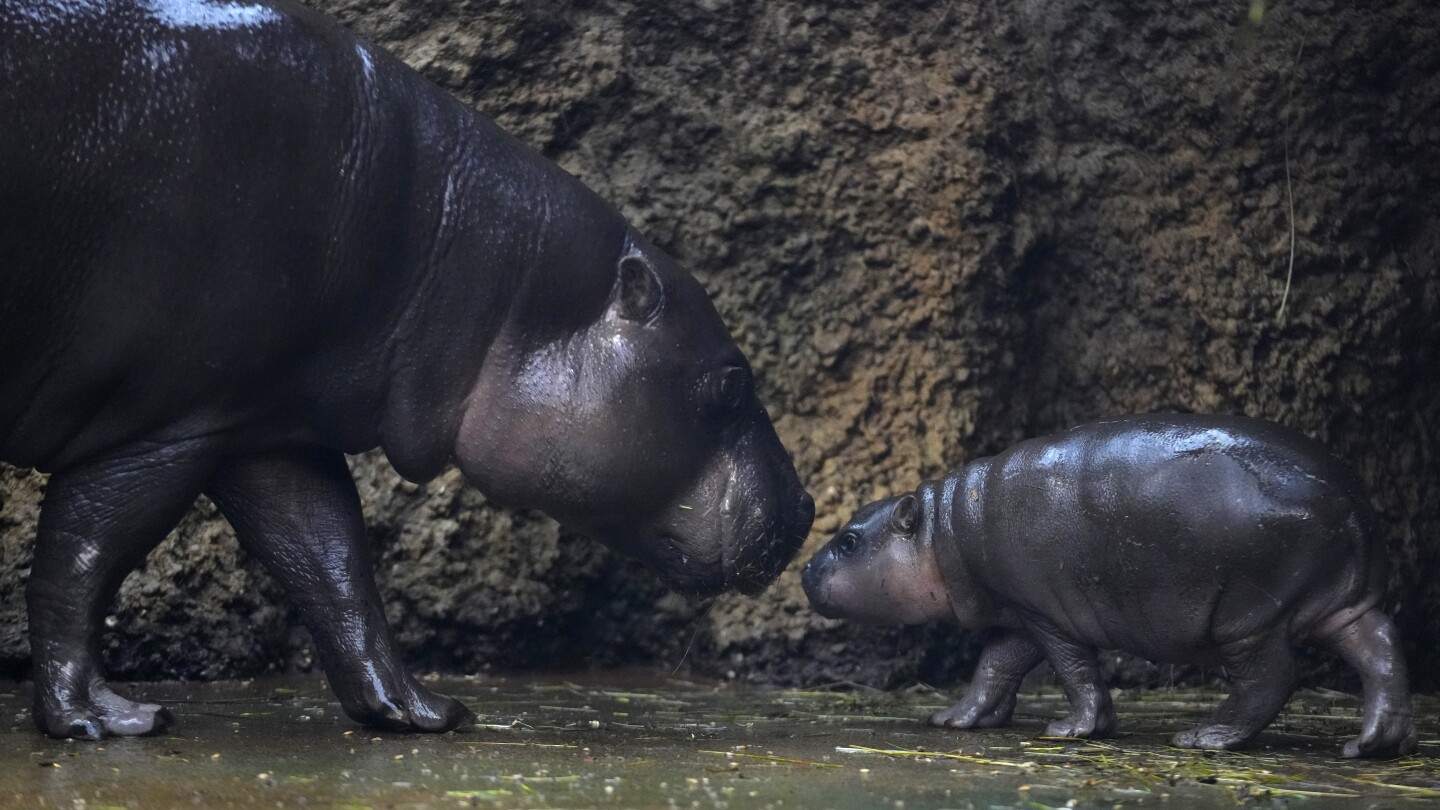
612,253,665,323
890,493,919,534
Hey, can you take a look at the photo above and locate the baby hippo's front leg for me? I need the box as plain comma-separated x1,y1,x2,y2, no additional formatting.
932,631,1045,729
1023,617,1116,739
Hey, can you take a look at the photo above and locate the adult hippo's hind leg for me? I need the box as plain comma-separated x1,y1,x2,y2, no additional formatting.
1173,633,1295,751
205,446,473,733
931,631,1044,730
27,438,218,739
1313,608,1417,758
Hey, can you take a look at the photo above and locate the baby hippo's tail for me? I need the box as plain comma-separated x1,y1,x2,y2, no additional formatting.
1311,608,1418,758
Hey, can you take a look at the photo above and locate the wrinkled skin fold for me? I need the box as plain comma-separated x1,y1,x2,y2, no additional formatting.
0,0,812,739
803,414,1416,759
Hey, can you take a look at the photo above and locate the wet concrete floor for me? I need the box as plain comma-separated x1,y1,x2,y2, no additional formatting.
1,676,1438,809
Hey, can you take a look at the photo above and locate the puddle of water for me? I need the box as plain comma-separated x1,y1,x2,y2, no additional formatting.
1,676,1436,808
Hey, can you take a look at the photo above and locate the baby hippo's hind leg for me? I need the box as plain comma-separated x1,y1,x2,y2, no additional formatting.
1313,609,1417,758
931,631,1044,729
1173,633,1295,751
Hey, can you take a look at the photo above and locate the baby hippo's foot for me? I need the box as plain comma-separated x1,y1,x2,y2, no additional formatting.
336,666,475,733
930,695,1017,729
34,681,174,740
1342,710,1418,759
1045,707,1116,740
1172,724,1259,751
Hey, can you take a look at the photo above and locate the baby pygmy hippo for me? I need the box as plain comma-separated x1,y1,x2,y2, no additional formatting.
802,414,1416,758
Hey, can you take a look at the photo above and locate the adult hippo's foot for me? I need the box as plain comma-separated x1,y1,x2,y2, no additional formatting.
206,446,476,734
331,658,475,733
33,677,174,740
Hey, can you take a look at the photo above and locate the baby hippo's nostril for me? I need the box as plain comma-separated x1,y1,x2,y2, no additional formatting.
800,557,822,597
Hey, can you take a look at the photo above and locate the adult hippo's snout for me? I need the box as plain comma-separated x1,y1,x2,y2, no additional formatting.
708,471,814,597
613,411,815,598
731,482,815,594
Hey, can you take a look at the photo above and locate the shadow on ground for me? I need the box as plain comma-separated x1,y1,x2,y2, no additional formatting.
1,675,1438,808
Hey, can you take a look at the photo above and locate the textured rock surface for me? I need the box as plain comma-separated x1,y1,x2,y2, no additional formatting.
2,0,1437,690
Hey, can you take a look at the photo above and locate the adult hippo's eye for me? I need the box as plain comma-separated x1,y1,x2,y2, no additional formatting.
705,366,749,417
835,532,860,557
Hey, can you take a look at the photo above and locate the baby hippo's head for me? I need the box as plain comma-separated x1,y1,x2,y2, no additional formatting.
801,493,953,626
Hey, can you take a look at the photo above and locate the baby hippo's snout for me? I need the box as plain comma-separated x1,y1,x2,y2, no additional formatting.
801,493,953,626
800,552,838,618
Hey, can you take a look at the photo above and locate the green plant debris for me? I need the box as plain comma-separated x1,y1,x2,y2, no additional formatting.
838,744,1039,769
703,749,843,768
444,789,514,799
1346,778,1440,797
452,741,578,749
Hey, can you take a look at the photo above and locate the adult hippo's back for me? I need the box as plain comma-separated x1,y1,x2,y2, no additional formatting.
0,0,813,739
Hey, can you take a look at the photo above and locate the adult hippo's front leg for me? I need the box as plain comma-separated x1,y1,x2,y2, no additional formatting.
206,447,473,732
27,437,219,739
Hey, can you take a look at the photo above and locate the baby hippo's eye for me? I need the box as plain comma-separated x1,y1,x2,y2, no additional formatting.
834,532,861,557
705,366,749,417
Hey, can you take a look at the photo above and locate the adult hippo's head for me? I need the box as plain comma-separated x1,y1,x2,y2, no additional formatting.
454,229,814,597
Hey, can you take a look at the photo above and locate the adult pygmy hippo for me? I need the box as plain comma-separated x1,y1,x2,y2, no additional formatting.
1,0,813,739
802,414,1415,758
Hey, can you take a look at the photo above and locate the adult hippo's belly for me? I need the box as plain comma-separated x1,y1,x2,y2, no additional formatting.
0,0,813,740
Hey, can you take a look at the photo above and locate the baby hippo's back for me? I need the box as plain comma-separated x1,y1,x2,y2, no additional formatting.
953,414,1384,662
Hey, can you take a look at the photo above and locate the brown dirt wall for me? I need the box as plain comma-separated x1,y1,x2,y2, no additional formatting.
2,0,1438,692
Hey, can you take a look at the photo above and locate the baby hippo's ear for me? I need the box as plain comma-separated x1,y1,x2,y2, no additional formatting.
890,493,918,534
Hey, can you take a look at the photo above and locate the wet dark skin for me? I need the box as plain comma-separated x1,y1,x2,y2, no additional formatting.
1,0,813,740
803,414,1416,758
